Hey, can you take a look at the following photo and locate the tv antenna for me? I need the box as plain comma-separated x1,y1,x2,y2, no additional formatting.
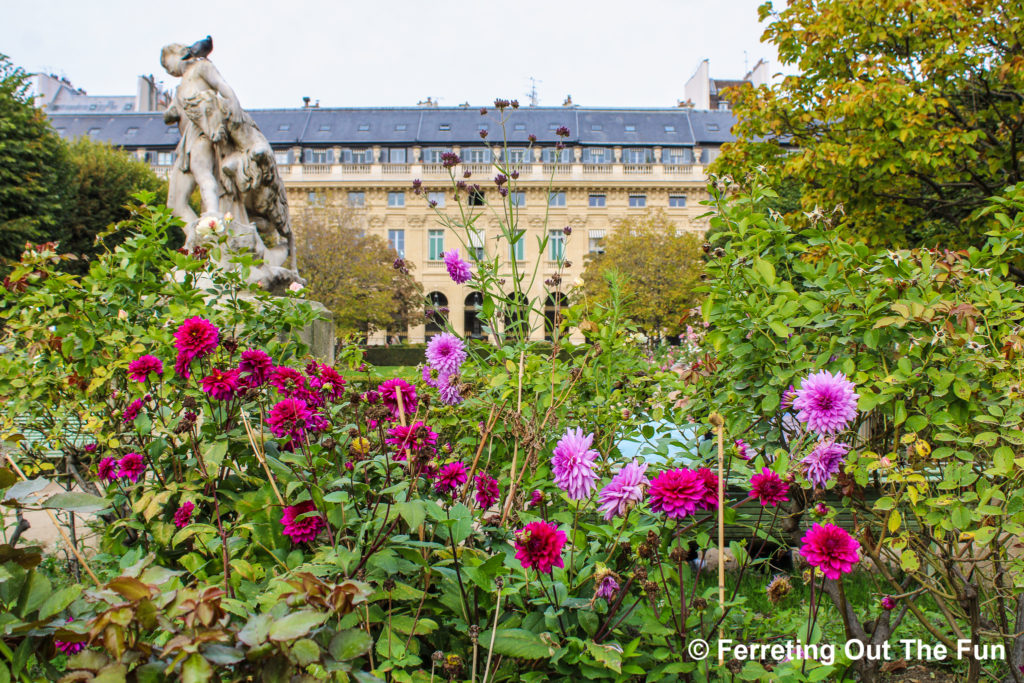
527,77,542,107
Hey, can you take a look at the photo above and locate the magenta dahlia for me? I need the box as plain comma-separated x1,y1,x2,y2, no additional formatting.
881,596,896,611
200,367,241,401
268,397,314,441
386,421,438,459
514,521,567,574
695,467,720,511
595,573,620,600
174,352,192,379
551,427,599,500
435,461,468,494
648,468,706,519
97,457,117,482
379,378,418,419
527,489,544,508
128,355,163,383
425,333,467,376
793,370,859,434
750,468,789,506
54,618,85,655
116,452,146,482
270,366,306,397
799,523,860,580
238,349,273,387
310,363,346,402
280,500,326,544
802,439,849,488
442,249,473,284
597,459,649,521
174,317,219,359
123,399,144,425
474,471,500,509
174,501,195,528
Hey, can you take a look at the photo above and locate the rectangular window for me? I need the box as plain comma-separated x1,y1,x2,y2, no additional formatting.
278,123,291,131
304,148,332,164
307,191,325,207
510,238,525,261
589,194,606,207
470,230,485,260
624,124,637,132
591,124,603,131
669,194,687,208
428,230,445,260
509,191,525,207
585,148,608,164
388,229,405,257
467,148,491,163
588,229,606,254
469,188,485,206
387,148,407,164
347,191,365,207
156,151,175,166
394,123,408,131
350,149,373,164
664,125,676,133
548,230,565,260
514,123,526,131
664,147,692,165
318,124,331,132
388,191,405,207
273,151,289,165
623,148,652,164
548,191,566,207
628,194,647,208
438,123,451,131
357,123,370,131
542,148,573,163
506,148,528,163
428,191,445,207
423,147,451,163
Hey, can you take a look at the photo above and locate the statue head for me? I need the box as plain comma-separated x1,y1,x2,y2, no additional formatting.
160,43,189,77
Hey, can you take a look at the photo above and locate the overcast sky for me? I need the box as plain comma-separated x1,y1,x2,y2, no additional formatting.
3,0,778,110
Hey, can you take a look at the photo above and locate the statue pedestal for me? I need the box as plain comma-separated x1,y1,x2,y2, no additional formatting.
296,299,336,363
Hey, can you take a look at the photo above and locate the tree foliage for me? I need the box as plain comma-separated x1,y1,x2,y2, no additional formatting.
579,211,703,339
293,207,422,338
715,0,1024,247
59,137,168,267
0,54,70,260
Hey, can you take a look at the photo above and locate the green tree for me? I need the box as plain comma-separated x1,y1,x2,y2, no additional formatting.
715,0,1024,247
58,136,168,267
0,54,70,260
294,207,422,339
579,211,703,340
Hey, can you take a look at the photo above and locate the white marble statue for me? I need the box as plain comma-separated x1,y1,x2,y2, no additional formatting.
160,37,302,292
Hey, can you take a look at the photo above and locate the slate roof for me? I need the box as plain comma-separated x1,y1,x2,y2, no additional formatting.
48,107,737,150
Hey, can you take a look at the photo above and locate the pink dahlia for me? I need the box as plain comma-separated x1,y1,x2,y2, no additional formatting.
881,596,896,611
437,372,463,406
280,500,326,544
270,366,306,397
514,521,567,574
442,249,473,284
268,397,314,441
386,421,438,459
648,468,706,519
695,468,720,511
310,363,346,402
734,439,751,460
174,501,195,528
793,370,859,434
200,367,241,401
174,351,192,379
750,468,789,506
597,459,649,521
116,452,146,482
422,365,442,388
527,489,544,508
379,378,418,419
802,439,849,488
781,384,797,410
128,355,163,383
551,427,600,500
174,317,219,359
238,349,273,387
97,457,117,482
425,333,467,376
123,399,144,424
799,523,860,580
474,471,500,509
54,618,85,655
435,461,468,494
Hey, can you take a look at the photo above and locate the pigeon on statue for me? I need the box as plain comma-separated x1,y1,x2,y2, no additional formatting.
184,35,213,60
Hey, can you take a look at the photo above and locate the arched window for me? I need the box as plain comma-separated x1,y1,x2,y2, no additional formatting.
544,292,568,341
425,291,448,339
464,292,485,340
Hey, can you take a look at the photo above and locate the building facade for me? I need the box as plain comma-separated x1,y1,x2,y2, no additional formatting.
48,103,737,342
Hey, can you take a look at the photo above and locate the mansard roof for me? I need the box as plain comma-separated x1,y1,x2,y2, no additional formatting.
47,106,736,149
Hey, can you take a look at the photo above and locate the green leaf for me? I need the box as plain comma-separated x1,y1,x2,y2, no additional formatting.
478,629,553,659
42,492,109,513
329,629,373,661
900,549,920,572
38,584,82,620
395,500,425,531
290,638,321,667
203,440,229,469
181,653,212,683
268,611,327,642
2,478,48,503
768,321,791,338
585,642,623,673
753,257,776,286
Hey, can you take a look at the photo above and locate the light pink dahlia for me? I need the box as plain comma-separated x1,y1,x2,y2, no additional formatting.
551,427,600,500
799,523,860,580
597,459,649,521
425,333,467,376
442,249,473,284
802,439,849,488
793,370,859,434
